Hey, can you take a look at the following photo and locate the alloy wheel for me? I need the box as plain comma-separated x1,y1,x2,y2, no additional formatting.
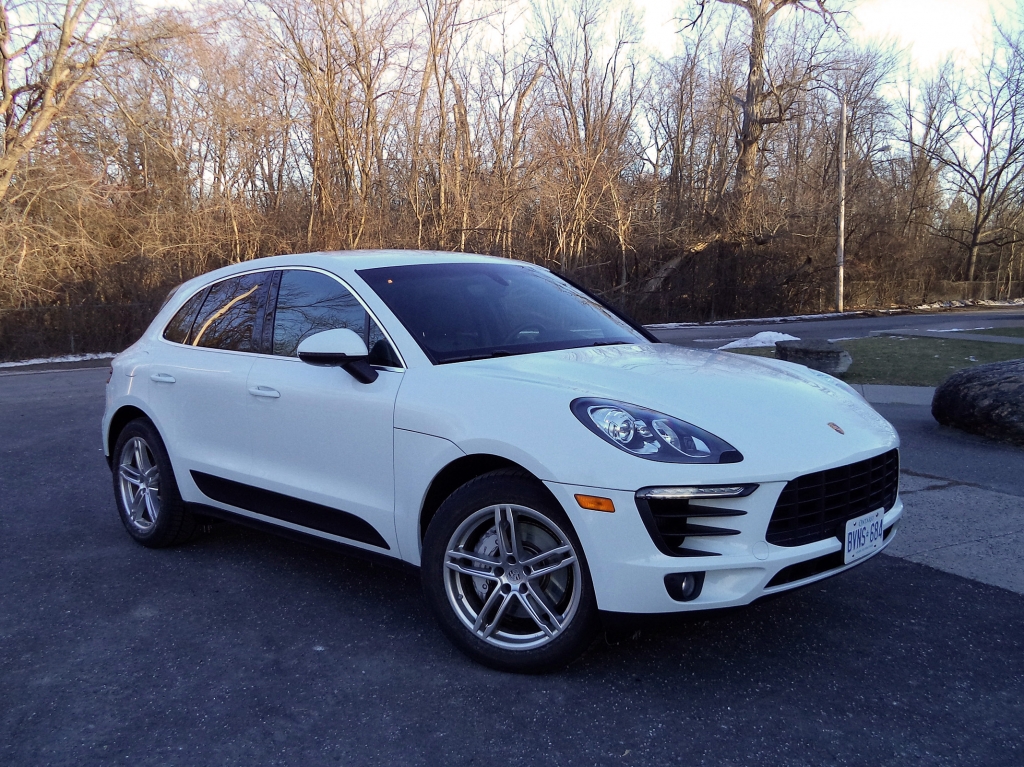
443,504,582,651
117,436,161,532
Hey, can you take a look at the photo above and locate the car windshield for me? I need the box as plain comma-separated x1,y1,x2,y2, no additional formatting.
357,262,649,364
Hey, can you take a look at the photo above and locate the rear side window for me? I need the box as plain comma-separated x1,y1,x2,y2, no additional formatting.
271,269,401,365
162,288,207,344
191,272,269,352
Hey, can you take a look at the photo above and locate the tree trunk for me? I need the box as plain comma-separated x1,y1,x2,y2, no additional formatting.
735,9,767,211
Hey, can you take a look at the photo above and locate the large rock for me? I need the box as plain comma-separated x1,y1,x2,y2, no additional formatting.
932,359,1024,444
775,339,853,374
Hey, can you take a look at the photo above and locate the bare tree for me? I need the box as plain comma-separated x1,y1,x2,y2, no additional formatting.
0,0,127,203
916,28,1024,281
534,0,645,275
690,0,840,223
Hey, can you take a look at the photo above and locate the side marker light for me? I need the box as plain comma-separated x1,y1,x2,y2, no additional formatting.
575,494,615,513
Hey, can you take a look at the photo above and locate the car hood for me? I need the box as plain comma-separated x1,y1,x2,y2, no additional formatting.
395,343,898,486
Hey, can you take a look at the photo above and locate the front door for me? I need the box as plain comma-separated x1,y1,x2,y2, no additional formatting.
245,268,405,553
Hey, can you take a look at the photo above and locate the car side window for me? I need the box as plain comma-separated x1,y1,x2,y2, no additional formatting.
162,288,207,345
190,272,269,352
273,270,366,357
367,319,402,367
272,270,401,366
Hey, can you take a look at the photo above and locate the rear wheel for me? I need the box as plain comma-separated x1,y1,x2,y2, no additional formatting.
112,418,196,547
422,470,598,672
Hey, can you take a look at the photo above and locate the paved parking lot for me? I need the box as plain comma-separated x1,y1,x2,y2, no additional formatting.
2,368,1023,766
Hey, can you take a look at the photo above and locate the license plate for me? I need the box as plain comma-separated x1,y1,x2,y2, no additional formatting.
844,508,885,564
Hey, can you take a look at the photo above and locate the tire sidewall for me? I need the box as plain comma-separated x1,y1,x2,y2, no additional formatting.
422,471,599,673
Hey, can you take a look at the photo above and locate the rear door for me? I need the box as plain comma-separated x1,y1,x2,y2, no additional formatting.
243,268,404,553
145,270,271,489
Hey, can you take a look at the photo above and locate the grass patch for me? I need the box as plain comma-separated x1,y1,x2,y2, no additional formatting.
726,336,1023,386
972,326,1024,338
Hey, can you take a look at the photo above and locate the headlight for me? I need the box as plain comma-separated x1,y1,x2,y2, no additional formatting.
570,398,742,464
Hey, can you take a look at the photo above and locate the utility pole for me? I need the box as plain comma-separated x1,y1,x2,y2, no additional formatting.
836,94,847,312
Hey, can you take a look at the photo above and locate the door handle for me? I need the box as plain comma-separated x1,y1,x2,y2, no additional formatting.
248,386,281,398
150,373,176,383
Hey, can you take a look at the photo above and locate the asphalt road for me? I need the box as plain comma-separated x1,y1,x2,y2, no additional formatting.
2,368,1023,766
651,306,1024,348
876,403,1024,498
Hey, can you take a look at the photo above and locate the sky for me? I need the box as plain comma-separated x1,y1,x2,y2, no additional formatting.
145,0,1016,72
639,0,1015,69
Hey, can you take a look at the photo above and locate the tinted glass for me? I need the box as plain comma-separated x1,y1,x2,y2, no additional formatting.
162,288,207,344
357,262,647,364
367,319,402,367
191,272,268,352
273,270,367,357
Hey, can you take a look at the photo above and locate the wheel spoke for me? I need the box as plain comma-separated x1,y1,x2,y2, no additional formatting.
129,487,147,521
119,465,142,487
515,589,558,638
526,584,565,634
522,544,573,568
495,505,521,561
143,489,159,524
445,557,500,580
526,551,577,580
473,587,513,639
133,440,148,473
142,465,160,485
446,548,500,569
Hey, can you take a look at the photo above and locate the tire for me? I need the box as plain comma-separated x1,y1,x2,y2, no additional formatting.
422,469,599,673
112,418,197,548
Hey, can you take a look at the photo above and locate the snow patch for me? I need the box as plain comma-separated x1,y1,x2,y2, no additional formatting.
718,332,800,349
0,352,116,368
915,298,1024,310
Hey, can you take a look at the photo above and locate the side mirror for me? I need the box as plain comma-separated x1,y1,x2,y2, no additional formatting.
297,328,378,384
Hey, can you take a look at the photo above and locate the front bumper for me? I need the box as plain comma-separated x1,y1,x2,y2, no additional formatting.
544,480,903,614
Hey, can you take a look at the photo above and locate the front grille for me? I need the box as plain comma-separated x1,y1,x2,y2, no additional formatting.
635,497,744,557
766,449,899,547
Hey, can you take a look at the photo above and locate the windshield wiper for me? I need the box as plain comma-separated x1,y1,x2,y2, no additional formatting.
589,340,629,347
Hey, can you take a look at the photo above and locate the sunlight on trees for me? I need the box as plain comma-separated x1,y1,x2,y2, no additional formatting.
0,0,1021,352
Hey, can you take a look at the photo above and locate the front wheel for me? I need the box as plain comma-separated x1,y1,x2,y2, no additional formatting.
422,470,598,672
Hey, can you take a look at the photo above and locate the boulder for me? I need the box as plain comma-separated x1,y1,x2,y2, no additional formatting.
774,339,853,375
932,359,1024,444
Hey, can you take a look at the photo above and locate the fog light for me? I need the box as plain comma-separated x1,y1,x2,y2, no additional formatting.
664,572,705,602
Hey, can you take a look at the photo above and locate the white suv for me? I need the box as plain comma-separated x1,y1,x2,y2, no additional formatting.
103,250,902,671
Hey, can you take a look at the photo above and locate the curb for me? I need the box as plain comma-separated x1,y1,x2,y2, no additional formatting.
852,384,935,406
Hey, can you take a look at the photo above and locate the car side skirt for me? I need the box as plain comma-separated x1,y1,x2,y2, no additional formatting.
190,471,391,550
187,502,416,574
